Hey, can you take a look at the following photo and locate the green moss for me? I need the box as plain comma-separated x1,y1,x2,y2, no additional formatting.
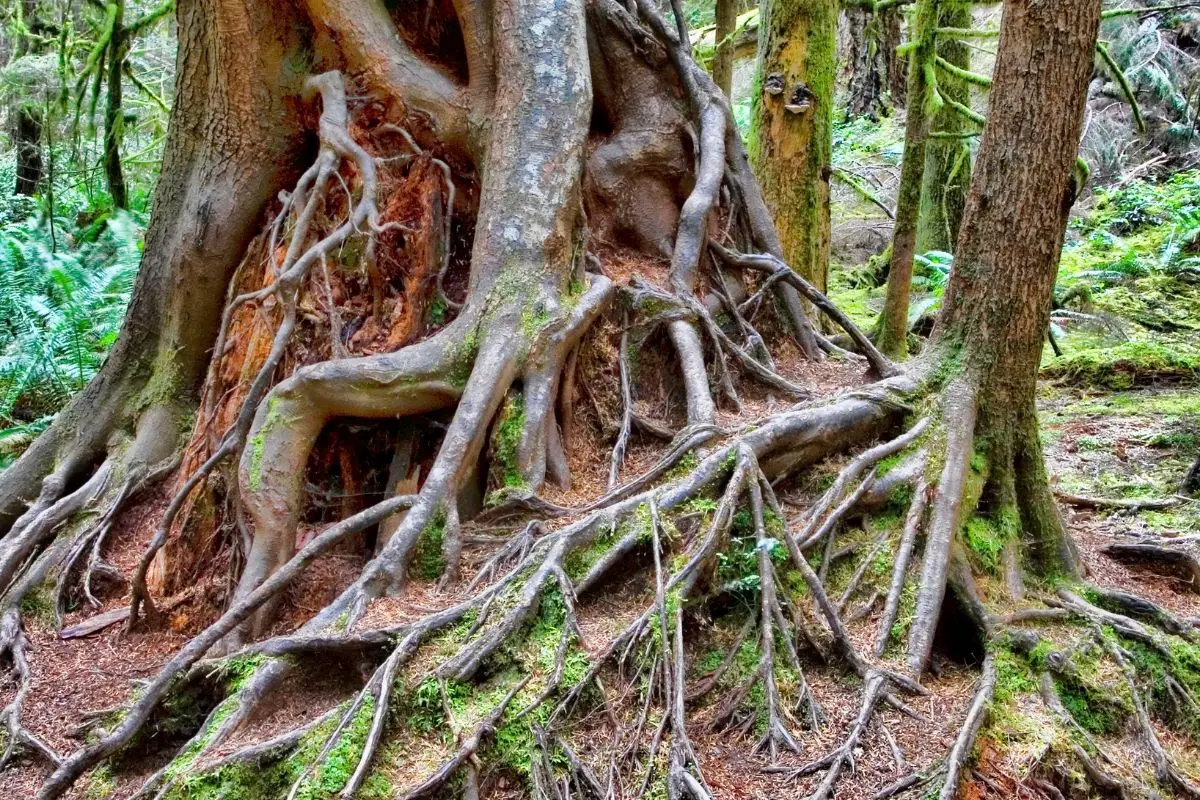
449,327,479,388
428,295,447,326
492,393,526,490
1043,341,1200,389
84,765,115,800
1055,672,1126,735
1127,639,1200,740
411,508,446,582
247,395,285,492
297,697,376,800
963,507,1018,574
19,582,56,627
888,580,919,648
990,647,1037,709
161,695,376,800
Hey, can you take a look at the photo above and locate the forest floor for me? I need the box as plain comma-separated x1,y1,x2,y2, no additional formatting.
0,360,1196,799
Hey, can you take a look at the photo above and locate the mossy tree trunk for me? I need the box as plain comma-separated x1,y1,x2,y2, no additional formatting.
751,0,837,291
915,0,973,253
875,0,938,359
13,0,47,196
103,0,129,209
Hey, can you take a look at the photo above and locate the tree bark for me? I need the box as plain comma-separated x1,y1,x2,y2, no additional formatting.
842,4,903,119
14,106,43,196
712,0,738,97
12,0,47,196
751,0,837,291
103,0,129,209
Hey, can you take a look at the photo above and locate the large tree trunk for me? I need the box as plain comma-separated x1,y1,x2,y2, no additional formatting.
0,0,306,531
751,0,837,292
905,0,1103,671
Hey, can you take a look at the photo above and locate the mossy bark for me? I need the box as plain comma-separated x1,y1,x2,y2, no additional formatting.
103,0,129,209
876,0,938,359
843,4,904,119
750,0,837,292
915,1,973,253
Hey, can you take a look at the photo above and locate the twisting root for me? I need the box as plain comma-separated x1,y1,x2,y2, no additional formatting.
709,242,897,378
0,610,60,769
874,478,931,658
748,475,801,761
128,70,394,629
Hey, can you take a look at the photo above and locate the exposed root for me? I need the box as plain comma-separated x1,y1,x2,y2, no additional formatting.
0,610,60,769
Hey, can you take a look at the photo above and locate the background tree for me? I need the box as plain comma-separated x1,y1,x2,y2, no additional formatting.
71,0,174,208
750,0,837,291
5,0,55,196
711,0,738,95
842,0,906,119
915,0,974,253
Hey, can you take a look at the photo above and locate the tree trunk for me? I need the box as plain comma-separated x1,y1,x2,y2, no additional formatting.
915,0,973,253
13,0,47,196
14,106,43,196
905,0,1103,671
751,0,837,291
876,0,937,358
0,0,307,532
712,0,738,96
883,5,905,105
103,0,129,209
842,4,902,119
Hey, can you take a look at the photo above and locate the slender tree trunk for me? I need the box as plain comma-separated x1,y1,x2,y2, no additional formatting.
916,0,972,253
876,0,937,358
103,0,129,209
712,0,738,96
751,0,837,291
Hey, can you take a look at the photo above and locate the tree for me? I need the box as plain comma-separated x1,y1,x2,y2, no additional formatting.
842,1,905,119
71,0,175,208
876,0,988,357
9,0,1199,798
712,0,738,96
7,0,52,196
875,0,938,359
915,0,974,253
750,0,837,292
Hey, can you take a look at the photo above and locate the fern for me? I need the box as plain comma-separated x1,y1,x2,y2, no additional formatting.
0,209,142,459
